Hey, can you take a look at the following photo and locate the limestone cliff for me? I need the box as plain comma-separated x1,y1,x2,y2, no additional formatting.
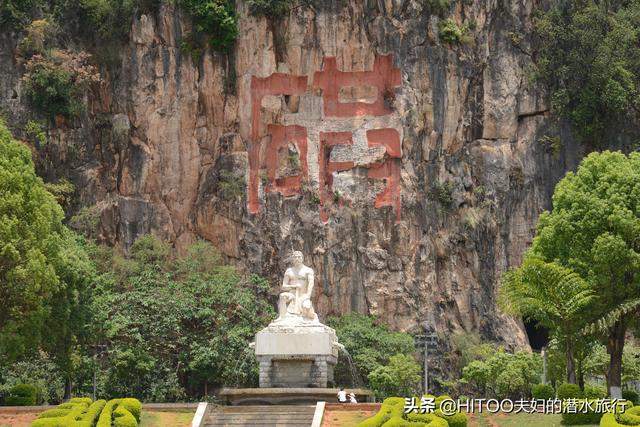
0,0,583,355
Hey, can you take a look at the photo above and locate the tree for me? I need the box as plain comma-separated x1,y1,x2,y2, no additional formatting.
530,151,640,395
0,119,94,399
535,0,640,144
86,236,275,400
499,257,594,384
368,353,422,399
328,313,415,388
0,118,65,360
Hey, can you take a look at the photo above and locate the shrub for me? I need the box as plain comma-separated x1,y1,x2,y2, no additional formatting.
97,399,120,427
22,50,100,120
0,0,45,29
247,0,293,17
5,383,38,406
557,383,583,399
426,0,451,16
17,19,58,58
438,19,466,44
623,390,640,405
561,400,603,425
584,384,608,399
31,401,89,427
119,398,142,421
600,405,640,426
359,395,459,427
368,354,422,399
179,0,238,51
113,404,138,427
531,383,555,400
76,400,107,427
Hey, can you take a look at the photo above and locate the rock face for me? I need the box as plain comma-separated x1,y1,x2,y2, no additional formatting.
0,1,586,351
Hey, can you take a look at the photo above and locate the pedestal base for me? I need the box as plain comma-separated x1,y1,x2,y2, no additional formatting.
219,388,375,405
257,354,337,388
254,322,340,388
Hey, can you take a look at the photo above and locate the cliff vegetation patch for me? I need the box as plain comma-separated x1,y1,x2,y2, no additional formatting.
535,0,640,144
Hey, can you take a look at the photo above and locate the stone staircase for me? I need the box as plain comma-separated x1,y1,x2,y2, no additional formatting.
202,405,317,427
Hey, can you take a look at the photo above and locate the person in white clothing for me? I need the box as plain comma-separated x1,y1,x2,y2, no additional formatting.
337,387,347,403
349,393,358,404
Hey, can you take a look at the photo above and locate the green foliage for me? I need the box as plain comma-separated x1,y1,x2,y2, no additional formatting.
17,19,58,58
328,314,415,388
531,383,554,400
623,389,639,405
248,0,293,17
430,180,454,207
561,400,604,425
557,383,583,399
600,406,640,427
5,383,38,406
0,118,64,360
530,151,640,389
179,0,238,51
0,0,45,29
584,384,607,399
368,354,422,399
22,50,99,120
358,396,454,427
535,0,640,143
438,18,466,44
218,169,244,200
460,350,541,399
86,237,274,401
24,119,47,147
0,353,65,404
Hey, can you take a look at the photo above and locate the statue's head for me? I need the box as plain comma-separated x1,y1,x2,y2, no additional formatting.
290,251,304,266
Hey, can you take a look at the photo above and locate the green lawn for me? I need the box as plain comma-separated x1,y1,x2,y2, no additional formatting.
470,412,597,427
139,410,194,427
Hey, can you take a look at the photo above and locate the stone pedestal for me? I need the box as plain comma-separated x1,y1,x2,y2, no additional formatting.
255,323,339,388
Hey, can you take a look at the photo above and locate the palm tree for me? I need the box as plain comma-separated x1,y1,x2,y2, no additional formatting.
499,257,594,384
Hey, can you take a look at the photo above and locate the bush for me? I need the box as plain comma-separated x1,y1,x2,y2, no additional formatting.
600,405,640,426
22,50,100,120
97,399,120,427
438,19,466,44
359,395,458,427
5,383,38,406
31,401,89,427
368,354,422,399
531,383,555,400
76,400,107,427
179,0,238,51
623,390,640,405
561,401,603,426
38,408,71,418
119,398,142,421
113,404,138,427
584,384,608,399
247,0,293,17
557,383,583,399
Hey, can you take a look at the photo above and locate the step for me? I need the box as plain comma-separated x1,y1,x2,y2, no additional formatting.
203,405,316,427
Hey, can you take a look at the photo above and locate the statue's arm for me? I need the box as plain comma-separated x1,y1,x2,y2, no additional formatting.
282,269,295,290
305,269,314,298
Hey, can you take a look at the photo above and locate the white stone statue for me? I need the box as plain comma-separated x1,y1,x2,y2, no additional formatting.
275,251,319,324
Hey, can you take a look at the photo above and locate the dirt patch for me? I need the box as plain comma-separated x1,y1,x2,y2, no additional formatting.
0,412,39,427
322,403,380,427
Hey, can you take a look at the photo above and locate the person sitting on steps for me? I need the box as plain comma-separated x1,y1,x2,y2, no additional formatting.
337,387,347,403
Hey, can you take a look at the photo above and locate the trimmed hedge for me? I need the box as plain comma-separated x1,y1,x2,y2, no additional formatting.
358,395,458,427
600,405,640,426
95,398,142,427
5,384,39,406
31,397,138,427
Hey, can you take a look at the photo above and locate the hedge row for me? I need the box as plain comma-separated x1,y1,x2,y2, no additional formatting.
30,397,141,427
357,395,466,427
600,405,640,426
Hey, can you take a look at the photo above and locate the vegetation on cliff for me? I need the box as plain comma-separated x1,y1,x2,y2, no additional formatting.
535,0,640,144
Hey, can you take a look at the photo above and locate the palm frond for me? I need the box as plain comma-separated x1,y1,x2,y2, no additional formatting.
582,297,640,335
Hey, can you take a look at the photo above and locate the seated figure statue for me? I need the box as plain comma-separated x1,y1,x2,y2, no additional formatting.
275,251,319,324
